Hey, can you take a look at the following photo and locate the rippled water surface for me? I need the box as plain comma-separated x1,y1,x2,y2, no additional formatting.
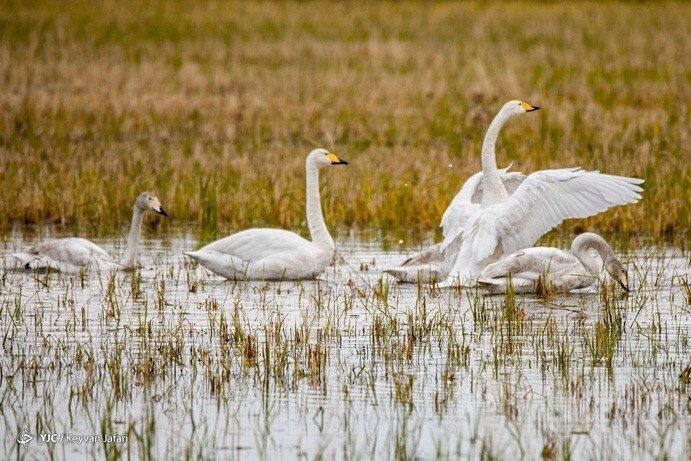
1,231,689,460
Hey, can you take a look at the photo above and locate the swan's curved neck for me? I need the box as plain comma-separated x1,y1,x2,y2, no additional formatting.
571,233,613,277
306,163,334,248
481,110,511,206
120,206,145,268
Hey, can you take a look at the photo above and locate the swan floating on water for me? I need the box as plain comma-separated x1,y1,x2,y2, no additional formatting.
477,232,629,294
184,148,348,281
13,192,168,273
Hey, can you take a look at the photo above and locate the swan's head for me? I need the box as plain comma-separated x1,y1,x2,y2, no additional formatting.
604,256,629,292
307,148,349,169
502,100,541,117
136,192,169,217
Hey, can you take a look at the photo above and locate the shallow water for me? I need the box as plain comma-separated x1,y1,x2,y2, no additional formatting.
1,231,689,460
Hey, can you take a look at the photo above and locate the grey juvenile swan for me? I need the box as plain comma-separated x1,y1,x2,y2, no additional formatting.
13,192,168,273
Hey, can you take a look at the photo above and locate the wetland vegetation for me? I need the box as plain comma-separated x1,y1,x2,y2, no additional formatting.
0,1,688,244
0,1,689,460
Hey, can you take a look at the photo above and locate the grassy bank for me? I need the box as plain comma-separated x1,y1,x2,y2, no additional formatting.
0,1,688,245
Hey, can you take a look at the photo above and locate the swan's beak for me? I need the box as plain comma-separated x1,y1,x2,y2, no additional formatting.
617,273,629,292
327,152,349,165
521,102,540,112
156,206,169,217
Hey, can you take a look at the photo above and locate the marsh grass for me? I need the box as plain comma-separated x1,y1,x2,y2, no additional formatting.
0,1,689,245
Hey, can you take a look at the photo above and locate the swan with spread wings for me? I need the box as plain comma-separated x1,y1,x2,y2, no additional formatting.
437,101,643,287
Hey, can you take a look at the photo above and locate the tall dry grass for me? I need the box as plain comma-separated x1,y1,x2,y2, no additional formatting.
0,1,688,245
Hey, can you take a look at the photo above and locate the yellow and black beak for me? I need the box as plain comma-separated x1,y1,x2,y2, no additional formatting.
327,152,349,165
521,101,540,112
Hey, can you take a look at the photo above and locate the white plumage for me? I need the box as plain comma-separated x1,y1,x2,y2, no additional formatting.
383,166,524,283
184,148,348,281
437,100,643,287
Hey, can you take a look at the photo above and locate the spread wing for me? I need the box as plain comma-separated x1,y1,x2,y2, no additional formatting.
470,168,643,263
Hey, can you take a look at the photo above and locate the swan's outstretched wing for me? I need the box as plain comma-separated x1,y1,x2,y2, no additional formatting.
471,168,643,263
470,171,527,204
439,171,484,235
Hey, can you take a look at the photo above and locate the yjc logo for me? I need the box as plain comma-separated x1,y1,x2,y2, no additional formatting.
17,429,34,450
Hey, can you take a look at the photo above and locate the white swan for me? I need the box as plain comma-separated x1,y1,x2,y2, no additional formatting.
477,232,629,294
386,100,539,284
384,166,525,283
13,192,168,273
437,100,644,287
184,148,348,280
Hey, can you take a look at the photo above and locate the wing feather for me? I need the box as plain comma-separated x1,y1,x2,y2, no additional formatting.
440,167,526,266
494,168,643,258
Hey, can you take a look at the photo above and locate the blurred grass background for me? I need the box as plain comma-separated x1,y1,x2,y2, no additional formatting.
0,1,688,246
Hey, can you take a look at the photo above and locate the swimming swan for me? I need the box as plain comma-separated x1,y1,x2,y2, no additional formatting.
13,192,168,273
184,148,348,280
477,232,629,294
438,100,644,287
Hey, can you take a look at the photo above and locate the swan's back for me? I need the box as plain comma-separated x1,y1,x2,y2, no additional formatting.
479,247,580,280
15,238,116,272
188,228,336,280
199,228,314,260
440,169,526,236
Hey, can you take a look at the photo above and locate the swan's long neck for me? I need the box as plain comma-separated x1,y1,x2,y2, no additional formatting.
120,206,145,268
571,233,612,277
481,110,512,207
306,162,334,249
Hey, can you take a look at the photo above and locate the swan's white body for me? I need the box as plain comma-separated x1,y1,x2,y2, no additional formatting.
185,149,348,281
477,232,629,294
437,100,643,287
383,167,526,282
13,192,168,273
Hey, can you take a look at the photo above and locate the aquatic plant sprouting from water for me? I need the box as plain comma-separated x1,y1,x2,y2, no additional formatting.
1,240,689,459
